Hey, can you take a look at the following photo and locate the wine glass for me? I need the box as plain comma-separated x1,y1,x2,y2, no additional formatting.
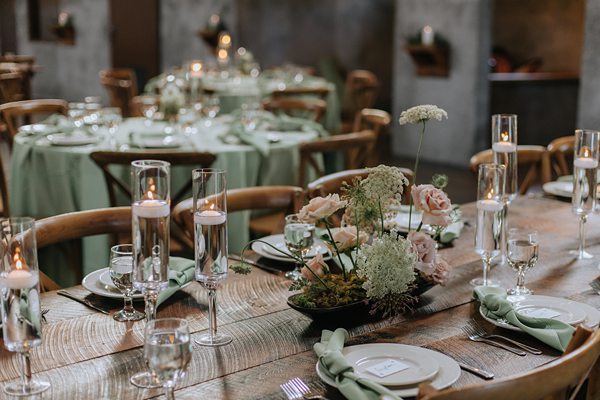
0,217,51,396
472,164,505,287
506,229,539,301
138,95,159,126
109,244,144,322
193,169,231,346
130,160,171,388
570,129,600,259
202,95,220,125
144,318,191,400
68,102,86,129
283,214,315,281
102,107,122,149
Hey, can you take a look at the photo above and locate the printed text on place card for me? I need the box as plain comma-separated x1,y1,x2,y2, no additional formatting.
519,308,561,319
366,359,410,378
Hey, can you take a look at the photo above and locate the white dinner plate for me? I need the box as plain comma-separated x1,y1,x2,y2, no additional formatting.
342,344,440,386
46,132,99,146
136,135,181,148
542,180,600,198
18,124,54,135
316,344,460,397
480,295,598,332
82,268,144,300
251,234,330,262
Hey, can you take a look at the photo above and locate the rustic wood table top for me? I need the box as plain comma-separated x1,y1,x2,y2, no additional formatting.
1,196,599,399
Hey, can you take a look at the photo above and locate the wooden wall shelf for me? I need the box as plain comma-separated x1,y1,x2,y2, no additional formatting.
52,26,75,46
405,44,450,77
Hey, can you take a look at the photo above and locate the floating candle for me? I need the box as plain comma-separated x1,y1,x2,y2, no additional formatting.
194,210,227,225
477,199,503,212
574,157,598,169
422,25,434,46
3,252,38,289
190,61,203,78
132,199,170,218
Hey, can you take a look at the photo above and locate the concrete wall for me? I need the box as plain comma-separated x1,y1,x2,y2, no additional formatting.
15,0,110,102
392,0,492,167
578,0,600,130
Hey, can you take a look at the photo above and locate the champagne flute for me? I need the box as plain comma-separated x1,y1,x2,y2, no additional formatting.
130,160,170,388
284,214,315,281
109,244,144,322
570,129,600,259
506,229,539,301
472,164,505,286
193,169,231,346
0,218,50,396
144,318,191,400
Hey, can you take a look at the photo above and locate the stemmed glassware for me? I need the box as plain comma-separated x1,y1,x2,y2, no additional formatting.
202,95,220,126
102,107,122,149
472,163,505,286
138,95,159,126
193,169,231,346
144,318,191,400
0,218,51,396
283,214,315,281
68,102,86,130
130,160,170,388
506,228,539,301
109,244,144,322
570,129,600,259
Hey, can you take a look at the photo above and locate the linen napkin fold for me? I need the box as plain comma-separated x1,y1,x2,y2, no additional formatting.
157,257,196,306
474,286,575,352
264,113,329,138
221,122,271,157
314,328,402,400
438,220,463,244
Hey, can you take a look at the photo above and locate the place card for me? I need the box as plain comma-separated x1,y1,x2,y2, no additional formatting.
519,308,561,319
366,359,410,378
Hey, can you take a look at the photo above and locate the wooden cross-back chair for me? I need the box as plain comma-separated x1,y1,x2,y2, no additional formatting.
298,129,378,186
33,207,132,291
0,99,68,148
0,71,26,103
418,325,600,400
352,108,391,165
172,186,305,250
469,145,546,195
129,95,160,118
342,69,379,122
89,151,217,209
271,86,331,101
99,68,138,117
262,97,327,123
542,135,575,183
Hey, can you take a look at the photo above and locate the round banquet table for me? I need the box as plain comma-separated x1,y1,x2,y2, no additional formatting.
9,116,320,285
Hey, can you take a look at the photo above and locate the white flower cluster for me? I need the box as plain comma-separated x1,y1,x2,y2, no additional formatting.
356,232,416,300
362,165,409,205
398,104,448,125
161,82,185,115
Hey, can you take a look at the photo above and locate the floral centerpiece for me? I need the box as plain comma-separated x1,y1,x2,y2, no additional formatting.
160,79,185,121
233,104,453,317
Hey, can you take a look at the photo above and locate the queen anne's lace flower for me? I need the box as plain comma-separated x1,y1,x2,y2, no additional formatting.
362,165,408,205
399,105,448,125
356,232,416,300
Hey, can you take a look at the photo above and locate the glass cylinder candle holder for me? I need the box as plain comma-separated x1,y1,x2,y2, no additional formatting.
570,129,600,260
188,60,204,103
492,114,518,204
193,168,231,347
472,164,506,287
0,218,50,396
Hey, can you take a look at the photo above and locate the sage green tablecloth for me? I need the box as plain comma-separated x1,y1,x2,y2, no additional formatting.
10,116,320,285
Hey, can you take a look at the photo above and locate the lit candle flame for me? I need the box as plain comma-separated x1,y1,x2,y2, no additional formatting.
13,248,23,270
190,62,202,73
217,49,228,60
501,132,509,142
486,189,494,200
581,146,592,158
219,33,231,46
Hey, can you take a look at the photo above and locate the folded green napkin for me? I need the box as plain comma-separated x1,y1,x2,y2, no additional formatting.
439,220,463,244
221,122,271,157
474,286,575,352
314,329,402,400
157,257,195,306
263,112,329,137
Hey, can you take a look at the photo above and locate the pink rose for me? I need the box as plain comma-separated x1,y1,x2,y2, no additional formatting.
431,256,451,286
411,184,452,226
332,226,369,252
298,194,346,221
408,231,436,264
300,253,328,281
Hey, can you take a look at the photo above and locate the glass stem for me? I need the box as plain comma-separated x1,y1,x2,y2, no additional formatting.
207,285,218,341
481,254,492,286
516,266,526,291
165,385,175,400
20,351,32,388
144,290,158,322
123,296,134,314
501,204,509,259
579,214,587,259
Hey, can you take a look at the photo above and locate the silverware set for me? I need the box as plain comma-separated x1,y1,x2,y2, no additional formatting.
56,290,110,315
462,320,542,357
280,377,328,400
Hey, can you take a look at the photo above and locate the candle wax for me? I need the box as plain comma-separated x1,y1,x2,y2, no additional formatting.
477,199,503,212
574,158,598,169
492,142,517,153
3,269,38,290
422,26,434,46
194,210,227,225
132,200,170,218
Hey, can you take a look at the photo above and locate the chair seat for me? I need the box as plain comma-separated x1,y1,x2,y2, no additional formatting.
249,211,286,237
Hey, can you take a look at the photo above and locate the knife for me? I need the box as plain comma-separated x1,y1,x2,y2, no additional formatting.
457,362,494,380
57,290,110,315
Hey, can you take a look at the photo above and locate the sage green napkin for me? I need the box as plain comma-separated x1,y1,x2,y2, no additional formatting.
264,112,329,137
439,220,463,244
157,257,195,306
221,122,271,157
474,286,575,352
314,328,402,400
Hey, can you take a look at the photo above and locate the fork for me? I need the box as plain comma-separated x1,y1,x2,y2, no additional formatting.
467,320,542,354
41,308,49,323
462,325,526,356
589,277,600,294
280,378,329,400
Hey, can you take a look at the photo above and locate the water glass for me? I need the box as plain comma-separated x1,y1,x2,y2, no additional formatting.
284,214,315,281
138,95,159,126
130,160,170,388
203,95,220,121
570,129,600,259
68,102,86,129
102,107,122,149
507,229,539,301
0,218,50,396
144,318,191,400
472,164,505,286
109,244,144,322
193,169,231,346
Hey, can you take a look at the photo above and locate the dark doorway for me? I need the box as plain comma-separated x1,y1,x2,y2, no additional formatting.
110,0,160,89
0,0,17,54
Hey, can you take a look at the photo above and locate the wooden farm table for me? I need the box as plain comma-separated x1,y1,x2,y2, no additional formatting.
1,196,600,399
